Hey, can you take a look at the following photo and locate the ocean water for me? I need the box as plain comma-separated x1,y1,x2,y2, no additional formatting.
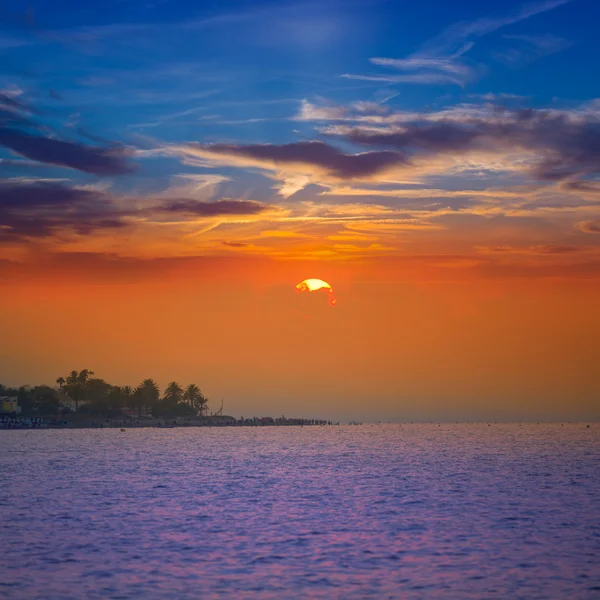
1,424,599,599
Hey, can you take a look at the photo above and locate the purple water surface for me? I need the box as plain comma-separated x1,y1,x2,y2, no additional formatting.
1,424,599,599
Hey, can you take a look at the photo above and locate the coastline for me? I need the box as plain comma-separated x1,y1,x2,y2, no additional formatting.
1,415,336,430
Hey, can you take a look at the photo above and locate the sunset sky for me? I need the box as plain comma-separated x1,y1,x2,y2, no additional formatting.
1,0,599,421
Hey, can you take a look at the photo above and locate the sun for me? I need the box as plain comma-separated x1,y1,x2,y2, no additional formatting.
295,279,337,306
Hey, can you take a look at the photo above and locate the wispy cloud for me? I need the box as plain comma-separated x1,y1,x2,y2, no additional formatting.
418,0,571,55
342,0,572,86
494,34,572,66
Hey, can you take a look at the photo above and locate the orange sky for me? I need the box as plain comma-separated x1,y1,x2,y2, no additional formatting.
2,4,600,421
1,254,598,421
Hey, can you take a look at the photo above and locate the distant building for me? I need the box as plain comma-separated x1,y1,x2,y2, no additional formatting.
0,396,21,414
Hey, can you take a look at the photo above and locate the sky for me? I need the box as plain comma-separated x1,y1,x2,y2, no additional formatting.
1,0,599,421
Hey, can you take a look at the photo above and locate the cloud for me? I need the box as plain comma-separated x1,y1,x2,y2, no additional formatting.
342,40,476,86
177,140,408,180
495,34,571,67
274,175,312,198
0,92,40,130
0,179,107,210
333,105,600,182
342,0,571,86
320,186,522,199
0,180,127,241
580,220,600,234
296,101,349,122
341,71,472,86
157,198,269,216
0,93,134,176
477,244,591,254
0,128,134,176
222,240,249,247
419,0,571,55
0,177,271,243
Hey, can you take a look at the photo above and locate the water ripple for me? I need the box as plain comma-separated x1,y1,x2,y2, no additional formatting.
1,424,599,599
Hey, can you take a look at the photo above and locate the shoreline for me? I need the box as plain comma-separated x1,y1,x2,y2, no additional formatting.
0,415,337,430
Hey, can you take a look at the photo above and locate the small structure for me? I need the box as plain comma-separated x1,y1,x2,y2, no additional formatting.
204,415,236,426
0,396,21,415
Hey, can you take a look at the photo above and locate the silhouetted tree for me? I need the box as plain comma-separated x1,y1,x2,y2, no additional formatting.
103,386,126,415
31,385,63,415
12,371,219,420
163,381,183,406
135,378,160,417
85,378,113,414
118,386,133,414
61,369,95,412
184,384,208,415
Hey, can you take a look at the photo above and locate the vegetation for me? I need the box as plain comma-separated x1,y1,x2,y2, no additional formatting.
1,370,209,419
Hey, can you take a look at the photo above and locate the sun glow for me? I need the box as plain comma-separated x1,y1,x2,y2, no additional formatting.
296,279,337,306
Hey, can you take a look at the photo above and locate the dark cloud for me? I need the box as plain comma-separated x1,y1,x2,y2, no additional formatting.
0,92,134,176
0,181,127,241
191,140,407,179
0,180,106,209
561,180,600,193
222,240,249,247
0,179,272,243
341,108,600,182
158,198,268,216
580,220,600,234
0,128,133,176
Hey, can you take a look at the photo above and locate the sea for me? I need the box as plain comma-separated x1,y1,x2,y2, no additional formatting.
1,424,599,599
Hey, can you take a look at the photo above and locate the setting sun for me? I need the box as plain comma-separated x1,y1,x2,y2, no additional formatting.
296,279,332,292
296,279,337,306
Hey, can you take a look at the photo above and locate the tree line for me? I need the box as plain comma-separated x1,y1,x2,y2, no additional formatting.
0,369,209,419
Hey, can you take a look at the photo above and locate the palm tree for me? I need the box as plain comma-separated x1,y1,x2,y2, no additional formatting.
56,377,65,389
132,387,145,417
163,381,183,406
107,386,124,414
121,385,134,407
79,369,94,384
136,379,160,417
65,371,78,386
140,379,159,399
118,385,134,416
63,369,94,412
183,384,208,416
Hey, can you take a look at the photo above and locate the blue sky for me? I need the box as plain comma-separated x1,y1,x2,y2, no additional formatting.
3,0,597,146
1,0,600,261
